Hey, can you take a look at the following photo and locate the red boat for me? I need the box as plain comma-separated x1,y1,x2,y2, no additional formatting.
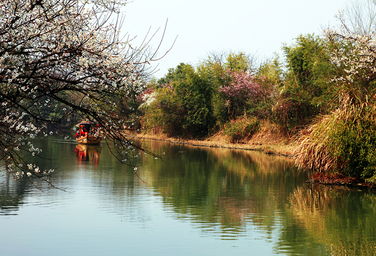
75,121,102,145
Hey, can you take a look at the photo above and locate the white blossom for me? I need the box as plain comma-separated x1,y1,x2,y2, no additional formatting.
0,0,164,178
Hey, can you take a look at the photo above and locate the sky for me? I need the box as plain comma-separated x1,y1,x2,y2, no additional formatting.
122,0,353,77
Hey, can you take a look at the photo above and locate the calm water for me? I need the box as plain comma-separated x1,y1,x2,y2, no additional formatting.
0,138,375,256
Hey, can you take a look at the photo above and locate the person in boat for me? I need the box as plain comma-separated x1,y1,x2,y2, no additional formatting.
75,122,91,137
75,121,102,144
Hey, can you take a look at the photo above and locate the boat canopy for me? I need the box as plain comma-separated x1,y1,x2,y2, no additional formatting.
75,121,95,127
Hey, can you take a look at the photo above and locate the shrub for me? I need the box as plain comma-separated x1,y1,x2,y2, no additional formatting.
223,117,260,143
283,35,334,110
296,24,376,181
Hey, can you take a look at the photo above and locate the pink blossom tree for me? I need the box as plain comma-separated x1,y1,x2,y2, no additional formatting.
219,71,268,118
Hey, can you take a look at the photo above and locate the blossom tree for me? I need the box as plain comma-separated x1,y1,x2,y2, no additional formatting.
0,0,163,178
219,71,267,118
329,0,376,96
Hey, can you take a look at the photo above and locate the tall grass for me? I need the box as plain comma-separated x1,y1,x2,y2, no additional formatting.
295,96,376,181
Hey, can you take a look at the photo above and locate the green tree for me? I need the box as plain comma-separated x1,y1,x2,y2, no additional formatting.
283,34,334,109
257,58,283,87
273,35,335,131
225,52,252,72
144,63,214,137
197,58,231,126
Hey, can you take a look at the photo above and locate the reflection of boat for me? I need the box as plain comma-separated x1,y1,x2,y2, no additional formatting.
74,144,101,165
75,121,102,145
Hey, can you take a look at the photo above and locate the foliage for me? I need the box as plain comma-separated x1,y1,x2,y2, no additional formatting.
277,34,335,130
326,32,376,104
142,87,184,136
142,63,214,137
224,52,252,72
272,98,316,132
223,117,260,143
220,71,263,100
174,66,214,137
219,71,263,118
257,58,283,87
197,55,232,126
220,71,273,119
283,35,334,105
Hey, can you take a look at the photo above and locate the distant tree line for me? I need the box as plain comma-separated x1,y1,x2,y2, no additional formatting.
139,35,336,138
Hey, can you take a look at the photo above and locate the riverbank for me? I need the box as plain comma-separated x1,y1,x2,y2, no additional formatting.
307,172,376,190
135,131,297,158
134,120,297,157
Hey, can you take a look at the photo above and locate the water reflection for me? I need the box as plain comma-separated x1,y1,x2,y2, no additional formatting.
74,144,101,165
0,139,375,256
0,172,29,215
139,142,307,241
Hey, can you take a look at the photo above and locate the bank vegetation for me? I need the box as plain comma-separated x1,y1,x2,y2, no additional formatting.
135,1,376,185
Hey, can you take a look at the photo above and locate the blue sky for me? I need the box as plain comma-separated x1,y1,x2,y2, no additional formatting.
123,0,352,77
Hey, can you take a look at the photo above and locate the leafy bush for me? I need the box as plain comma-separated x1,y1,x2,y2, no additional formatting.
197,57,232,126
175,73,214,137
274,35,335,132
223,117,260,143
283,35,334,109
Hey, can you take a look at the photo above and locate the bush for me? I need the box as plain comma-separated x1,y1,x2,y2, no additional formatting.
295,28,376,181
223,117,260,143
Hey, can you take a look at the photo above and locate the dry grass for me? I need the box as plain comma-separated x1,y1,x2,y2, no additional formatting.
294,112,342,172
295,97,376,176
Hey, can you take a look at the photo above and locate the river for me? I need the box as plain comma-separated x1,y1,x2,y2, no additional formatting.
0,138,375,256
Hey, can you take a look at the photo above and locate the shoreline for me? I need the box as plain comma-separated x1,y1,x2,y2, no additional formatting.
304,180,376,191
134,133,296,158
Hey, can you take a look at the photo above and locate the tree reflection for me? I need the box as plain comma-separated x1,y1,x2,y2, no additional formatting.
140,141,376,253
0,172,29,215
